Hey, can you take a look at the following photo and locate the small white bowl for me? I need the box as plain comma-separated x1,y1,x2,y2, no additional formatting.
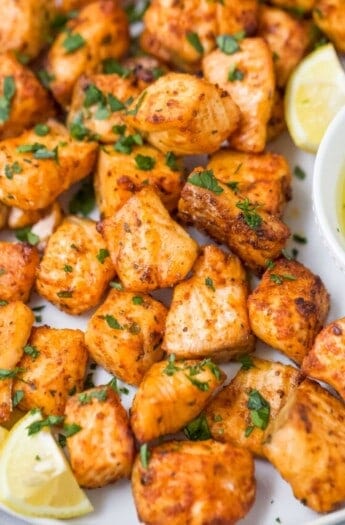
313,105,345,270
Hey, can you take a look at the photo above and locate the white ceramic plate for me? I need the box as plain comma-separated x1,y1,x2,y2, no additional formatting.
0,131,345,525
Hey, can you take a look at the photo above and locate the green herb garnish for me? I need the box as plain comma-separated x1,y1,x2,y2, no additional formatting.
184,413,211,440
189,169,223,195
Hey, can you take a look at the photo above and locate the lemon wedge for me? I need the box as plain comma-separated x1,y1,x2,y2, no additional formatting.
0,411,93,518
285,43,345,152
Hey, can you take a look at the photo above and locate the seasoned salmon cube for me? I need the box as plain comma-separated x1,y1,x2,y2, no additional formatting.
0,301,33,424
248,258,330,364
178,168,290,273
36,216,115,315
313,0,345,52
0,122,98,210
163,245,254,361
203,38,275,153
124,72,240,155
65,386,135,488
95,144,184,217
258,5,312,87
132,440,255,525
0,52,55,140
205,357,300,456
130,358,225,442
14,326,88,416
267,89,286,142
46,1,129,107
208,149,292,216
100,186,198,292
85,289,167,386
67,74,141,144
263,379,345,513
0,242,38,303
302,317,345,401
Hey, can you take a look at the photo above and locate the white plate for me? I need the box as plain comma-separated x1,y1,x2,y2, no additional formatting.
1,131,345,525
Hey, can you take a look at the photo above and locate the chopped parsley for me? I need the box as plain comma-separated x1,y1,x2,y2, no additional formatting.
132,296,144,305
12,390,24,407
63,264,73,273
0,300,8,306
96,248,110,264
24,345,40,359
236,198,262,229
205,276,215,291
58,422,82,447
216,32,245,55
69,113,95,141
269,273,297,285
237,354,254,370
0,367,24,379
0,76,16,123
293,233,307,244
78,389,108,405
37,69,55,88
62,31,85,53
189,169,223,195
265,259,275,270
15,226,40,246
34,123,50,136
57,290,73,298
293,165,306,180
4,161,22,179
110,281,123,291
125,0,149,23
83,84,103,108
228,67,244,82
27,415,64,435
102,314,124,330
69,180,95,216
186,32,204,54
126,91,147,116
114,132,143,154
245,389,270,437
113,124,126,136
108,94,126,112
102,58,131,77
140,443,150,469
163,354,180,376
184,413,211,440
226,181,239,193
108,376,129,395
165,151,179,171
135,154,156,170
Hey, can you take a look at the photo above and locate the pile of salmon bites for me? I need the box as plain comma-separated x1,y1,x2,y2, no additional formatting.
0,0,345,523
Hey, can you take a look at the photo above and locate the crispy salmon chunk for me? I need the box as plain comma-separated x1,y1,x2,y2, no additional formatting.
203,38,275,153
0,122,97,210
14,326,88,416
263,379,345,513
124,73,240,155
178,168,290,273
67,74,141,144
132,440,255,525
100,187,198,292
0,242,39,303
85,289,167,386
0,0,55,60
258,5,312,87
313,0,345,52
267,89,286,142
36,216,115,315
0,301,33,424
270,0,315,10
65,386,135,488
46,0,129,107
248,259,330,363
0,52,55,140
141,0,258,70
302,317,345,401
95,144,184,217
208,149,292,216
130,358,225,442
205,357,300,456
163,246,254,361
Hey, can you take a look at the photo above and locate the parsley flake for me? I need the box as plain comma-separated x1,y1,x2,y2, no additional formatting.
15,226,40,246
27,414,64,435
189,169,223,195
0,367,24,379
186,32,204,54
163,354,180,376
24,345,40,359
165,151,179,171
205,276,215,291
245,389,270,436
126,91,147,116
57,290,73,298
4,161,22,179
216,32,245,55
140,443,150,469
102,314,123,330
135,154,156,170
184,413,211,440
228,67,244,82
132,295,144,305
102,59,131,77
62,31,85,53
96,248,110,264
110,281,123,290
78,389,107,405
12,390,24,407
293,165,306,180
236,198,262,230
293,233,307,244
237,354,254,370
69,180,95,216
269,273,297,285
63,264,73,273
0,76,16,123
114,133,143,154
34,123,50,136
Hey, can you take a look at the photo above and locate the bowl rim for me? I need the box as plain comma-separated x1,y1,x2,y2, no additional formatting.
313,104,345,267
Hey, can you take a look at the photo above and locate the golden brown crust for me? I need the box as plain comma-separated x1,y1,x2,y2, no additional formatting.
313,0,345,52
46,0,129,107
178,170,290,273
85,289,167,386
36,216,115,315
163,245,255,360
205,357,301,456
203,38,275,153
132,440,256,525
263,379,345,513
130,359,225,442
302,317,345,400
65,386,135,488
270,0,315,9
248,258,330,363
100,186,198,292
0,242,39,303
95,144,184,217
124,72,240,155
15,326,88,416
